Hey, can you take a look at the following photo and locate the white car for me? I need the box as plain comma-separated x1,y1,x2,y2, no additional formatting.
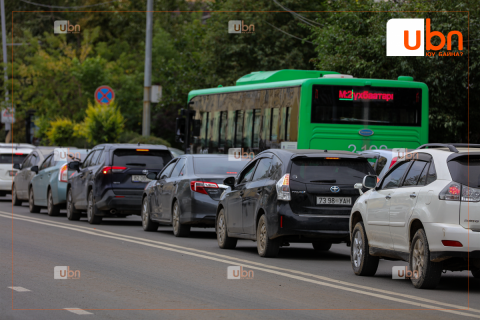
0,146,33,196
359,148,414,179
350,143,480,289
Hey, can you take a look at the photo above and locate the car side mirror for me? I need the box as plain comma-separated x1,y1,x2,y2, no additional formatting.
223,176,235,187
354,183,364,195
13,163,21,170
146,172,157,180
363,175,377,189
68,161,81,172
30,165,38,174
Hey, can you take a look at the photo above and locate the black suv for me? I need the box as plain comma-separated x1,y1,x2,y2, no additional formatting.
216,149,375,257
66,144,173,224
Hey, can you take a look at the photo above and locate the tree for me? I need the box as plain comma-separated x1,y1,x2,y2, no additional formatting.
76,101,124,145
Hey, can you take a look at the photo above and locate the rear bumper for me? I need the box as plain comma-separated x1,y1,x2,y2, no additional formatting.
271,201,350,243
180,192,218,226
96,189,142,214
0,179,13,192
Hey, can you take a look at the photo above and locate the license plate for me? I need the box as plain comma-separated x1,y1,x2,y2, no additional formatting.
132,175,152,182
317,197,351,205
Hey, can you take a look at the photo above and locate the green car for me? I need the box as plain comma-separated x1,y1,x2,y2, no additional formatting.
29,149,89,216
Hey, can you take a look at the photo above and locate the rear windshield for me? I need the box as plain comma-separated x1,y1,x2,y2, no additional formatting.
291,158,375,184
448,157,480,187
0,153,28,164
113,149,172,169
193,157,249,175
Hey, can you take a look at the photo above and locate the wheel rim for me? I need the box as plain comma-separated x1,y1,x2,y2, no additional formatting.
67,191,72,218
218,213,225,243
412,238,425,279
173,203,179,233
142,200,148,228
87,192,92,221
259,220,267,252
353,231,363,268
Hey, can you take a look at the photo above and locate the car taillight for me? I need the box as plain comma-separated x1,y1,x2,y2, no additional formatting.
59,164,68,182
276,174,291,201
439,182,480,202
190,181,219,194
102,166,127,174
389,157,398,168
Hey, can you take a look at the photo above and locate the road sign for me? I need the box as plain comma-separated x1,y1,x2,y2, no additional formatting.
94,86,115,105
151,85,162,103
1,107,15,124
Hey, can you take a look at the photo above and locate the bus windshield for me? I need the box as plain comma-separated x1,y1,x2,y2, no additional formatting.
311,85,422,126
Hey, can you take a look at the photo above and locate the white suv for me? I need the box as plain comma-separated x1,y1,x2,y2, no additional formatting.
349,143,480,289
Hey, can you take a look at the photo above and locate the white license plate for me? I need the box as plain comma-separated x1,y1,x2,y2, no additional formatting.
317,197,351,205
131,175,152,182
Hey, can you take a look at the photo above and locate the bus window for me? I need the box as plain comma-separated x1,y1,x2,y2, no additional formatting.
253,109,261,148
208,112,220,150
279,107,287,142
243,110,253,148
262,108,271,142
235,111,244,148
219,111,228,149
201,112,208,148
286,107,291,141
271,108,279,141
227,111,235,149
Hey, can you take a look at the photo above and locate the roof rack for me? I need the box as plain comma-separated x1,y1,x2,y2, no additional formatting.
416,143,480,153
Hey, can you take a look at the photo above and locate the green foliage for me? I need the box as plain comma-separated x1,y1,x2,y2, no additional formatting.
76,101,125,145
118,130,142,143
46,118,77,146
128,135,171,147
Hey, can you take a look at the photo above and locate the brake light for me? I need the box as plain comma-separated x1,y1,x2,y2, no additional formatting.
389,157,398,168
442,240,463,247
59,164,68,182
136,149,149,152
276,174,291,201
190,181,219,194
102,166,127,174
439,182,462,201
227,172,237,174
326,157,340,160
15,153,23,155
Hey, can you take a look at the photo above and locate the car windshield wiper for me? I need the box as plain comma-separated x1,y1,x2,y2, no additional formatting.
126,163,146,166
310,180,336,183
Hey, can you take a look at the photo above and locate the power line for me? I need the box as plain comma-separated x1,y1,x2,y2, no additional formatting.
265,21,313,44
272,0,323,28
19,0,119,9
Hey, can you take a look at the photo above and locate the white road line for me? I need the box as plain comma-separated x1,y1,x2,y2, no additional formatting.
64,308,93,315
2,212,479,318
8,286,30,292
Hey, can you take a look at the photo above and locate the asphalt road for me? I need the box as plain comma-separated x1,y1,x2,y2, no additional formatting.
1,197,479,319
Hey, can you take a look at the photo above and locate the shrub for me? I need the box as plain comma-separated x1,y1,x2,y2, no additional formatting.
128,135,171,147
76,101,124,145
46,118,78,146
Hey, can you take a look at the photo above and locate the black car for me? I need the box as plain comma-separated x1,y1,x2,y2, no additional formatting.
141,154,249,237
216,149,375,257
66,144,173,224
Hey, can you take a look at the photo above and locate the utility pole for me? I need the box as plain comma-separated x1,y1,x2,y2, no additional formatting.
0,0,10,142
142,0,153,137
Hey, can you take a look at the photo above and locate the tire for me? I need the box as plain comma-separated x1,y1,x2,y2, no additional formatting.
142,197,158,231
312,242,332,252
409,229,443,289
66,188,81,221
12,184,22,206
472,268,480,279
28,187,41,213
216,208,237,249
256,215,280,258
351,222,379,276
47,189,61,216
87,190,102,225
172,201,190,237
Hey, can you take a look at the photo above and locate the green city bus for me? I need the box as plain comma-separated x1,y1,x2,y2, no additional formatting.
186,69,428,155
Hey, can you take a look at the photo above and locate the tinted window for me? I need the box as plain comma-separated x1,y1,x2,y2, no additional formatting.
82,152,95,169
159,161,177,179
426,161,437,185
403,161,428,186
375,157,387,176
417,162,430,185
40,155,52,170
238,161,257,184
252,158,272,181
170,158,186,177
193,157,249,175
22,155,32,167
270,155,283,180
290,158,374,184
91,150,102,165
113,149,172,169
381,161,410,189
448,157,480,187
0,153,28,164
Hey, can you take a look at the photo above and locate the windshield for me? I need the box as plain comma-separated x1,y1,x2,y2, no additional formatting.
291,158,375,184
311,85,422,126
448,156,480,188
0,153,29,164
193,157,249,175
113,149,173,169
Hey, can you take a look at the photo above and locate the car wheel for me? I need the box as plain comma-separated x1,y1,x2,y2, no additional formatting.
66,188,81,221
87,190,102,225
472,268,480,279
28,187,41,213
12,184,22,206
216,208,237,249
312,242,332,252
351,222,379,276
256,215,280,258
172,201,190,237
409,228,443,289
142,197,158,231
47,189,61,216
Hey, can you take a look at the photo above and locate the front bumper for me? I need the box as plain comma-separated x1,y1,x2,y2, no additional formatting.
96,189,142,215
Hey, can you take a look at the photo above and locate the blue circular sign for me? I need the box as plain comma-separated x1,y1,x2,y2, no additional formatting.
359,129,374,137
94,86,115,105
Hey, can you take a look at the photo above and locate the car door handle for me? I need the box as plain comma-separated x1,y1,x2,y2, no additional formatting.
410,193,417,198
385,195,392,200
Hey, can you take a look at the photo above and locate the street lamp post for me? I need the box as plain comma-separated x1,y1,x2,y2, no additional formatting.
142,0,153,137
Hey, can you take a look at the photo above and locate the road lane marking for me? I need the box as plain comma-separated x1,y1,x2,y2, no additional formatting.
8,286,30,292
3,212,479,318
64,308,93,315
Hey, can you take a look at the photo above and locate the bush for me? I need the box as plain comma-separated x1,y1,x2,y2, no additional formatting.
76,101,124,145
46,118,78,146
128,135,171,147
118,130,141,143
